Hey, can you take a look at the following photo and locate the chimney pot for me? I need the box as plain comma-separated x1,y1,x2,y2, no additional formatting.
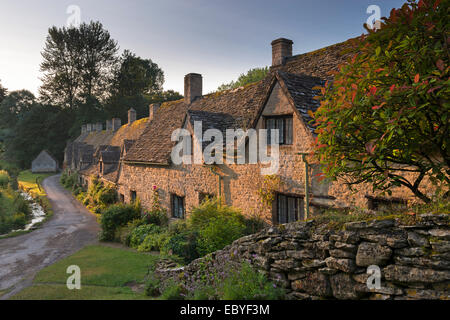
81,125,87,134
95,123,103,131
112,118,122,131
128,108,136,125
184,73,202,104
106,120,112,131
86,123,92,132
149,103,161,121
271,38,293,66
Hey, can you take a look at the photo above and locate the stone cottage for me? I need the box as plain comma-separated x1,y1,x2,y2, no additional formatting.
32,150,58,173
64,108,149,187
65,37,437,224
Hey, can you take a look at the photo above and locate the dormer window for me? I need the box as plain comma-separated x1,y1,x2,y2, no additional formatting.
265,115,293,145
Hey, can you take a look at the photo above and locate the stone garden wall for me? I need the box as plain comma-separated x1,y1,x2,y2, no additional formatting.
156,213,450,300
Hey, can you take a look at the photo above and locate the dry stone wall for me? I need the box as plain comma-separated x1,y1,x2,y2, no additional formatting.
156,213,450,300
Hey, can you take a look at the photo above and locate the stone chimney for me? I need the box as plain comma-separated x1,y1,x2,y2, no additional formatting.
95,123,103,132
81,125,87,134
128,108,136,125
149,103,161,121
106,120,112,131
184,73,202,104
271,38,293,66
112,118,122,131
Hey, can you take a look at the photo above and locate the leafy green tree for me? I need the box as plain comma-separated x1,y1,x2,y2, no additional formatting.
0,90,36,127
217,67,269,91
39,21,119,109
313,0,449,203
113,50,164,96
0,80,6,104
5,104,72,168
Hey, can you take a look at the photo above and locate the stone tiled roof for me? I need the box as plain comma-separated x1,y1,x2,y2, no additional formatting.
272,37,358,80
79,163,98,176
124,78,272,164
276,71,325,133
124,37,357,164
122,139,135,154
109,118,149,147
75,131,115,149
100,148,121,164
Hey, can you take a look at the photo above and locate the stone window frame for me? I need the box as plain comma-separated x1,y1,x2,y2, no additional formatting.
264,114,294,145
171,193,185,219
274,192,305,224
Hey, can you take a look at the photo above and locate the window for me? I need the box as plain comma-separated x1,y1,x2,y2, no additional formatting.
130,190,137,203
265,115,293,145
366,195,407,211
172,194,185,219
119,194,125,203
275,193,304,224
199,192,214,204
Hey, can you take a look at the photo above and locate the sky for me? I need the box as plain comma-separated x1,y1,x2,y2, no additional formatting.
0,0,407,96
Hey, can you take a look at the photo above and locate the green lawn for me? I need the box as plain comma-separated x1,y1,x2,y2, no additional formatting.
18,170,54,197
11,245,159,300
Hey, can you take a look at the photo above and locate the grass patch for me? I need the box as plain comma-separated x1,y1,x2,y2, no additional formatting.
18,170,53,197
11,245,159,300
10,284,149,300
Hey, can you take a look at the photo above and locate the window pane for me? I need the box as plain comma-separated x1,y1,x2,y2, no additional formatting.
285,117,293,145
277,118,284,144
266,119,275,145
278,195,287,224
298,198,305,221
288,197,297,222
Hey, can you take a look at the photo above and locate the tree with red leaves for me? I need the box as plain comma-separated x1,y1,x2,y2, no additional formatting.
312,0,449,203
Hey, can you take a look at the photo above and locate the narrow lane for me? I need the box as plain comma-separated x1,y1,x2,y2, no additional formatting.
0,175,99,299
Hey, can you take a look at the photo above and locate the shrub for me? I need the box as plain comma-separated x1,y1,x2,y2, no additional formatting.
13,193,31,217
8,176,18,191
60,171,78,190
162,229,199,263
12,212,27,229
143,209,169,227
99,203,141,241
189,198,246,256
129,224,162,248
197,215,246,256
96,186,117,206
137,230,170,252
0,170,9,188
160,279,186,300
220,262,285,300
117,218,145,245
243,214,267,235
145,274,161,297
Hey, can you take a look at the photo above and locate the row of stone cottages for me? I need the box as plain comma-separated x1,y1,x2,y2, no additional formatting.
64,37,434,224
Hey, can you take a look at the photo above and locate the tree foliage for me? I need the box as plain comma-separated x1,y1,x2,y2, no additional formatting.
113,50,164,96
313,0,449,203
217,67,269,91
0,90,36,127
39,21,119,109
0,80,7,104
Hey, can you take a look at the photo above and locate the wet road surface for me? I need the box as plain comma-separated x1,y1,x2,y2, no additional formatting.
0,175,99,299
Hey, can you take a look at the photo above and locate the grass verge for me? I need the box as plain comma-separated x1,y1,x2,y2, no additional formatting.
10,244,159,300
18,170,53,197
